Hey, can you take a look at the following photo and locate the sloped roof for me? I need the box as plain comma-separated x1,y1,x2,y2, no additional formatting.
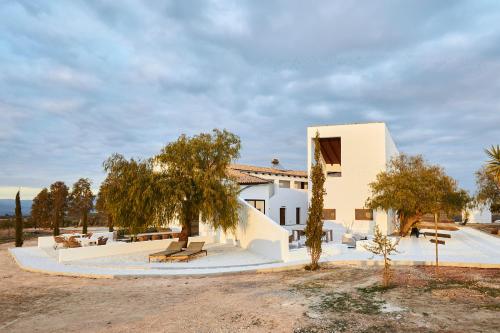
230,163,307,178
226,168,272,185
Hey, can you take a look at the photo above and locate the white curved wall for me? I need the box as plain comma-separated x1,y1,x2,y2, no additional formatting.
234,198,290,262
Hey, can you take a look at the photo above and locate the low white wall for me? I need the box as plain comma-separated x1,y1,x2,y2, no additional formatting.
58,239,178,262
234,198,290,262
38,236,55,248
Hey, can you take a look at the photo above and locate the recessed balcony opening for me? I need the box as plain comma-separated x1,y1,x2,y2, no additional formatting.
318,137,341,176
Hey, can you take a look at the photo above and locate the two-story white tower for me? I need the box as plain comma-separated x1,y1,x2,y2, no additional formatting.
307,122,399,235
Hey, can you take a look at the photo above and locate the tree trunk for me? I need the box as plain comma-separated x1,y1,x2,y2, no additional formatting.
53,211,60,236
82,210,88,235
399,214,422,236
108,215,114,232
180,220,192,242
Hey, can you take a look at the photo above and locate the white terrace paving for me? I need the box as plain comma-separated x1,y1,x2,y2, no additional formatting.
9,227,500,278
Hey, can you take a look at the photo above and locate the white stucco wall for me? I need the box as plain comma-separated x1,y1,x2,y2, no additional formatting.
238,184,272,215
58,238,178,262
234,199,290,262
238,183,308,226
307,122,399,235
468,207,492,223
269,186,308,226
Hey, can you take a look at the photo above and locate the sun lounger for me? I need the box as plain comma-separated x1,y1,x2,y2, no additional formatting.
168,241,207,262
148,241,186,262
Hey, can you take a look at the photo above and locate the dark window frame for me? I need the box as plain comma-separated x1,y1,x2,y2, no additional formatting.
245,199,266,214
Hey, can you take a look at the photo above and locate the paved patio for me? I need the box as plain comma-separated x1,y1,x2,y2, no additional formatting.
9,226,500,278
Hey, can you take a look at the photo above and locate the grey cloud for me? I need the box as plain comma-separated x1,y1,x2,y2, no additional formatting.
0,0,499,196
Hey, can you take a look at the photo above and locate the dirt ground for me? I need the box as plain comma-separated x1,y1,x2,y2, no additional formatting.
1,240,499,333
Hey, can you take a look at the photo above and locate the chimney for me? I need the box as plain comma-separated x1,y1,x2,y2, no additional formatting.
271,158,282,169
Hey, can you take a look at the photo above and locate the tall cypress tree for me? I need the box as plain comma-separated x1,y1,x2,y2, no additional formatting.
305,132,326,270
15,190,23,247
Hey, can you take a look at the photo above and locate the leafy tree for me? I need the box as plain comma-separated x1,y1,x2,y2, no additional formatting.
69,178,95,234
49,181,69,236
15,191,23,247
475,166,500,213
305,132,326,271
366,154,469,236
155,129,241,241
485,145,500,184
31,188,51,229
363,225,399,287
102,154,161,236
96,181,114,232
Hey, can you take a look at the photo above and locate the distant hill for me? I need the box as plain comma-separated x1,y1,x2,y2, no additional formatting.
0,199,33,216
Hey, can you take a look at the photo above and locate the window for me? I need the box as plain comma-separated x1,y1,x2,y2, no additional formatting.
296,207,300,224
355,209,373,220
300,182,308,189
279,180,290,188
245,200,265,214
280,207,286,225
322,209,336,220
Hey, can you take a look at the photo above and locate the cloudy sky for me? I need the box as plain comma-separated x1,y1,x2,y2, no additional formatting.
1,0,500,199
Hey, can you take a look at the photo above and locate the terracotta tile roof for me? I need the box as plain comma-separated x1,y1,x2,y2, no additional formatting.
226,168,272,185
230,163,307,178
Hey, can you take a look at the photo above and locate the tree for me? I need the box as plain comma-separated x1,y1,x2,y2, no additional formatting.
366,154,469,236
31,188,51,229
475,166,500,213
102,154,161,236
49,181,69,236
96,178,114,232
155,129,241,241
363,225,399,287
304,132,326,271
69,178,94,234
15,191,23,247
485,145,500,184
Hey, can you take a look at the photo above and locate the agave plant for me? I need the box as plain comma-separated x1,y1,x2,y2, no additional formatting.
485,145,500,184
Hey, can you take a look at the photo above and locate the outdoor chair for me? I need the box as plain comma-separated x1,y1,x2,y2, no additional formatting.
148,241,187,262
64,236,82,248
168,241,207,262
137,235,149,242
97,237,108,245
53,236,66,249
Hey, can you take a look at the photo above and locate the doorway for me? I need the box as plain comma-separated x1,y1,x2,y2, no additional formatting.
280,207,286,225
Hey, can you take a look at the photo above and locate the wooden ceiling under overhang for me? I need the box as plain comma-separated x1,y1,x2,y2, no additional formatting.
319,138,341,165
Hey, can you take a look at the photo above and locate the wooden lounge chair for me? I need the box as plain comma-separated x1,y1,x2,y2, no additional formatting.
168,241,207,262
148,241,186,262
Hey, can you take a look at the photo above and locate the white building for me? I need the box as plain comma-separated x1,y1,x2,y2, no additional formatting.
228,163,309,226
307,122,399,235
467,207,492,223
